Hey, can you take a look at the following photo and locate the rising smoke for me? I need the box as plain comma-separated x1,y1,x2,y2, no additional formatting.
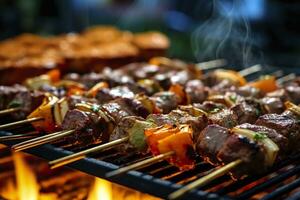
191,0,264,68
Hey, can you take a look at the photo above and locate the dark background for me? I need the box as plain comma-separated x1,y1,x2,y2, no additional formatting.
0,0,299,68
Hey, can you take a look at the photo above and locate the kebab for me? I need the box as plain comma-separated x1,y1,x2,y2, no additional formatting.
48,76,300,169
106,101,300,198
168,101,300,199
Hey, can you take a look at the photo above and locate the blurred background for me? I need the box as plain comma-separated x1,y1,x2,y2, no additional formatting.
0,0,299,68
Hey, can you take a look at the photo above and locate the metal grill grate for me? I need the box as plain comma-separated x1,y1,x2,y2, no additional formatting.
1,130,300,200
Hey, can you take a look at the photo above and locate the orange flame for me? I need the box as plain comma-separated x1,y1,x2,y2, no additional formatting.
88,178,112,200
13,152,39,200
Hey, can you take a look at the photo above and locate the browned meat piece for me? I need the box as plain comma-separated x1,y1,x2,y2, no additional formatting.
185,80,208,104
256,114,300,151
217,133,265,179
196,125,231,165
60,109,108,148
208,109,238,128
231,99,263,124
150,91,179,113
196,124,267,179
0,85,44,119
237,123,289,157
261,97,285,114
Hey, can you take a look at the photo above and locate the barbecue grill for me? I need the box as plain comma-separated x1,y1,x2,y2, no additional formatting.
1,66,300,200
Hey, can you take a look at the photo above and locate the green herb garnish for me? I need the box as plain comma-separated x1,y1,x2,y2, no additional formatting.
8,100,22,108
255,108,261,116
254,132,268,141
91,104,101,113
210,107,221,113
229,95,237,103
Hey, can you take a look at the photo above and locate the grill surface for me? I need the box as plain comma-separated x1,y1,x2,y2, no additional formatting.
1,66,300,200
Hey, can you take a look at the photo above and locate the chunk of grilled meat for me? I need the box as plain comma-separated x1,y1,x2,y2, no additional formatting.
185,80,209,104
150,91,179,114
231,99,264,124
59,109,108,148
208,109,238,128
0,85,44,119
237,123,289,158
196,124,284,179
255,113,300,152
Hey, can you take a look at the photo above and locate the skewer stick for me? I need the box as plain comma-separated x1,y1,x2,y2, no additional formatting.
276,73,296,85
12,130,75,152
49,136,129,169
239,64,262,77
0,107,21,116
11,130,69,146
0,117,43,130
196,59,227,70
168,159,242,200
106,151,175,178
0,133,38,141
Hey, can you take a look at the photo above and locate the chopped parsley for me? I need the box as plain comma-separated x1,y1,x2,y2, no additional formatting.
8,100,22,108
254,132,268,141
91,104,100,113
255,108,261,116
229,95,237,103
210,107,221,113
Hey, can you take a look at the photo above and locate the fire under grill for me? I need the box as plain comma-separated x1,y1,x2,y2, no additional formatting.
1,66,300,200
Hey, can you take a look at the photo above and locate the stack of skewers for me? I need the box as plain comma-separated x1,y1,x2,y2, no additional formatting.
0,57,299,199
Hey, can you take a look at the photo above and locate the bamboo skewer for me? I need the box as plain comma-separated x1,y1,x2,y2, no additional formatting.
239,64,262,77
106,151,175,178
12,130,75,152
0,133,38,141
49,136,129,169
0,107,21,116
0,117,43,130
196,59,227,70
11,130,69,147
168,159,243,200
276,73,296,85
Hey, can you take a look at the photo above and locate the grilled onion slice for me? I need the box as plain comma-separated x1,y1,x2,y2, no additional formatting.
232,127,279,167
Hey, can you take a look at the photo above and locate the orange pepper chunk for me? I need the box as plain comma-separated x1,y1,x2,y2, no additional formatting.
46,69,61,83
214,70,247,86
157,125,195,170
145,125,179,155
27,93,59,133
169,84,186,104
248,75,278,93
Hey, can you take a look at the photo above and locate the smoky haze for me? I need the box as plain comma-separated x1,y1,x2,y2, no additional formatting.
191,0,264,68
